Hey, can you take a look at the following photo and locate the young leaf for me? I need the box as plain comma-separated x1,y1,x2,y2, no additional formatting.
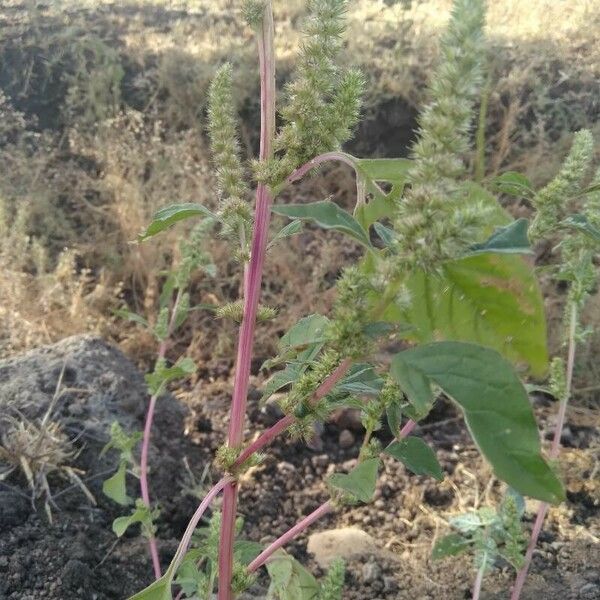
393,342,565,503
145,357,197,395
279,314,331,352
334,364,384,396
272,201,372,248
432,533,473,560
384,437,444,481
328,458,379,503
103,462,131,506
138,203,214,242
353,157,412,227
127,575,173,600
490,172,534,198
266,550,319,600
113,501,156,537
449,513,483,534
386,399,403,437
395,253,549,376
469,218,532,255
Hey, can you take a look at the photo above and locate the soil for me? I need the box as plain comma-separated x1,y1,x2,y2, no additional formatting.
0,336,598,600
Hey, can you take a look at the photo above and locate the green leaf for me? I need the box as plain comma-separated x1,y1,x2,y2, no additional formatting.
266,550,319,600
113,501,156,537
469,219,532,255
261,365,302,401
334,364,384,396
328,458,379,503
463,182,512,236
386,400,403,437
145,357,197,395
138,203,214,242
353,158,411,227
234,540,263,566
449,513,483,533
100,422,142,463
432,533,472,560
384,437,444,481
279,314,331,352
127,575,173,600
389,357,434,420
272,201,372,248
372,222,396,246
562,213,600,243
397,253,548,376
175,560,202,597
113,308,149,328
393,342,565,503
269,220,303,248
491,172,534,198
103,462,131,506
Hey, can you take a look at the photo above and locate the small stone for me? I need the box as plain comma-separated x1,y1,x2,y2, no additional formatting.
383,576,397,592
362,561,382,583
339,429,355,449
312,455,329,469
308,528,377,568
584,570,600,583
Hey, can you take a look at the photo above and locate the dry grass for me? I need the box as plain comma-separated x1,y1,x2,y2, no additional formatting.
0,0,598,379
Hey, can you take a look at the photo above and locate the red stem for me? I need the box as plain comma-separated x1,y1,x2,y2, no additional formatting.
247,501,333,572
218,4,276,598
510,304,578,600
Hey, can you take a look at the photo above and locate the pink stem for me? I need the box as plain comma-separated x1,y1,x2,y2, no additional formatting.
140,393,161,579
247,501,333,572
472,555,487,600
218,4,276,599
286,151,356,184
245,413,417,576
139,288,183,579
234,359,353,468
510,304,578,600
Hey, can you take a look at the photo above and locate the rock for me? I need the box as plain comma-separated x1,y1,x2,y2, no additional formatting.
579,583,600,599
307,527,377,568
338,429,355,449
330,408,363,431
362,560,382,583
0,335,204,599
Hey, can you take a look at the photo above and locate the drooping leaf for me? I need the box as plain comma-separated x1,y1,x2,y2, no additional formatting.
393,342,565,503
389,357,434,420
103,462,131,506
562,213,600,243
386,399,403,438
272,201,372,248
372,222,396,246
469,219,532,255
279,314,330,352
127,574,173,600
395,253,548,376
113,308,149,328
174,559,203,597
328,459,379,503
490,172,534,198
385,437,444,481
269,220,303,248
432,533,473,560
334,364,384,396
137,203,214,242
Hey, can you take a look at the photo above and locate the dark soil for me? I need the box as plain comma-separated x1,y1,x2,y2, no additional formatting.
3,336,596,599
